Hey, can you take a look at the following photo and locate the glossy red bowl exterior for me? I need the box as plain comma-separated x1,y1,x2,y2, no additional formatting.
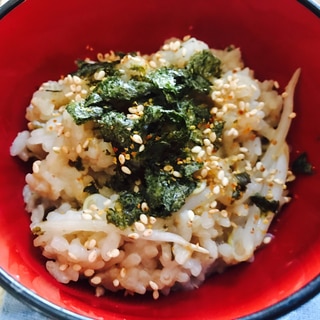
0,0,320,319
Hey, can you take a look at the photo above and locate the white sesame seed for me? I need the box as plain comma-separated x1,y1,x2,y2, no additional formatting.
191,146,202,153
197,150,206,159
263,234,273,244
32,160,41,173
209,132,217,142
203,138,211,146
169,40,181,51
118,154,126,165
187,210,195,222
91,276,102,285
68,252,77,260
139,144,145,152
121,166,132,175
131,134,143,144
59,264,68,271
140,213,148,224
256,162,264,171
76,144,82,154
127,114,140,120
95,286,105,297
107,248,120,258
273,81,280,89
73,264,82,271
52,146,61,153
206,145,213,155
173,171,182,178
84,269,95,277
94,70,106,81
274,178,284,185
137,104,144,112
239,147,248,153
289,112,297,119
149,280,159,291
153,290,160,300
88,250,98,262
113,279,120,287
213,185,220,194
128,106,137,114
134,221,146,232
149,60,157,68
222,105,228,113
120,268,126,278
149,216,157,224
73,75,82,84
162,44,170,50
210,200,217,208
128,232,140,240
143,229,153,237
200,168,208,178
220,210,228,217
140,206,149,219
284,196,291,203
222,177,229,186
75,94,82,102
217,170,225,180
226,127,239,137
85,239,97,250
248,109,258,116
210,107,218,115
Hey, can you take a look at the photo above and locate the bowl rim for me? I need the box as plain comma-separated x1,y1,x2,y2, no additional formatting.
1,0,319,319
1,267,320,319
0,0,24,19
1,0,319,20
298,0,320,17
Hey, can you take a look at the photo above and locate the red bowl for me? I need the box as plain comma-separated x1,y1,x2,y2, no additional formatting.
0,0,320,319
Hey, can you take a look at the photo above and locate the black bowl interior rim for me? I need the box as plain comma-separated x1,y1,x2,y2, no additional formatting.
298,0,320,17
0,0,24,19
1,0,319,20
1,267,320,319
0,268,89,320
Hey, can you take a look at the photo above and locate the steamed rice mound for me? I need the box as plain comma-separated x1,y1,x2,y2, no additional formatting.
10,36,299,299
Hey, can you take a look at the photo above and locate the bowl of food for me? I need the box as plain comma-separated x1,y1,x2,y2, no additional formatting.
1,0,320,319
